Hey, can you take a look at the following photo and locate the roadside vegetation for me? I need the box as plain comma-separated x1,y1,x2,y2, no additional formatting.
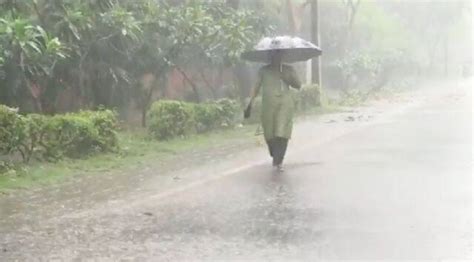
1,84,328,191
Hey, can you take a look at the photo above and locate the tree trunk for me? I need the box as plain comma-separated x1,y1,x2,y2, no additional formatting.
311,0,321,86
175,66,200,102
141,106,147,128
340,0,361,52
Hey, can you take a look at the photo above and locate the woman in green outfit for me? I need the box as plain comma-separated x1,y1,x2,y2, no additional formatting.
245,50,301,171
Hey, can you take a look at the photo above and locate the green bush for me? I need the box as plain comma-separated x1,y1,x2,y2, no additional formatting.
44,114,99,159
76,110,119,153
0,160,14,174
17,114,47,162
0,105,24,157
147,101,195,140
194,103,221,133
0,106,119,164
147,99,241,139
41,110,118,160
215,98,240,127
0,108,48,163
193,99,240,133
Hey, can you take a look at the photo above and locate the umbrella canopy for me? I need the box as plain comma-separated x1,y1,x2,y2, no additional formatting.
241,36,322,63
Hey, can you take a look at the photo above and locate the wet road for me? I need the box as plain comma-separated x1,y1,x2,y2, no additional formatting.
0,83,472,261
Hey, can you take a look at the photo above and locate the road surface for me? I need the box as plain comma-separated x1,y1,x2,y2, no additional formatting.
0,80,472,261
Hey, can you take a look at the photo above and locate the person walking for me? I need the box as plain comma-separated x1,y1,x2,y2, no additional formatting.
242,36,321,172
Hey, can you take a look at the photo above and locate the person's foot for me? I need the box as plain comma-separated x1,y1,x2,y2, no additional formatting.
276,164,284,173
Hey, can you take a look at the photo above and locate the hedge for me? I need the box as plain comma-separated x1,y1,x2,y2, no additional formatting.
0,105,24,158
147,100,195,140
147,98,240,140
146,86,323,140
194,99,240,132
0,105,119,163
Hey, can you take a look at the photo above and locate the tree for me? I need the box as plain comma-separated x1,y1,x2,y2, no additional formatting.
0,13,68,113
0,0,271,127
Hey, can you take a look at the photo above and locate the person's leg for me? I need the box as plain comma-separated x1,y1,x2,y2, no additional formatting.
266,138,281,166
279,137,288,164
266,139,274,157
273,137,289,166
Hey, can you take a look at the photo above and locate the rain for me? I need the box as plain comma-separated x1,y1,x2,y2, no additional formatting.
0,0,472,260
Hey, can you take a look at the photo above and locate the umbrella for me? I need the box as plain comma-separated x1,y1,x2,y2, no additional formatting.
241,35,322,63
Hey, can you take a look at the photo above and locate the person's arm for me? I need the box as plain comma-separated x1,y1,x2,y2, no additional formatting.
282,66,301,90
244,69,263,118
249,70,263,103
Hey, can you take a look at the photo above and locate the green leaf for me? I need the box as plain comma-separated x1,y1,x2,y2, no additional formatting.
27,41,42,54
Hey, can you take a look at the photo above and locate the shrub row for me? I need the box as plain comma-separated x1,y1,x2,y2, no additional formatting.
0,105,118,163
147,99,240,140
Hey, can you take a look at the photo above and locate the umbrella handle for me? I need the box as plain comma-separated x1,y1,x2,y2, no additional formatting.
279,64,285,92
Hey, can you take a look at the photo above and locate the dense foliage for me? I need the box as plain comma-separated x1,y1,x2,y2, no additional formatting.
147,98,240,140
0,0,271,121
0,105,118,163
147,100,195,140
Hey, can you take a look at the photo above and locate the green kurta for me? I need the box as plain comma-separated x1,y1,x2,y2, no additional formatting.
255,64,300,141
